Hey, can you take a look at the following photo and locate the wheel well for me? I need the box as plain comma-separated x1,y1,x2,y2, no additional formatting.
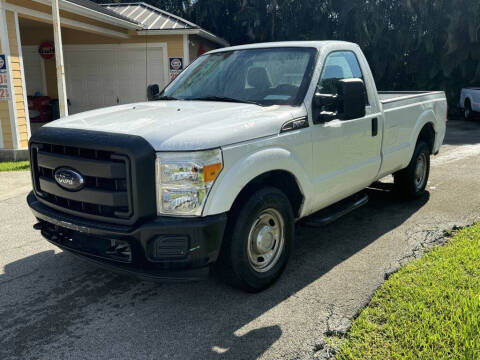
230,170,304,218
465,97,471,107
417,123,435,154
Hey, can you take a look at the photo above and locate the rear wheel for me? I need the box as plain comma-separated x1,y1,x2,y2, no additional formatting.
465,99,474,121
394,141,430,199
216,187,294,292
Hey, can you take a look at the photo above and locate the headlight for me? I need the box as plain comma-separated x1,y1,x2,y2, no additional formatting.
155,149,223,216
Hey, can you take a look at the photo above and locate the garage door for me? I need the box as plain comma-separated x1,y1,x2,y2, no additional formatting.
22,46,46,96
64,45,167,114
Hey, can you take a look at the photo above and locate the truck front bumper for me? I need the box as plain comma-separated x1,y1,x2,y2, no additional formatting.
27,192,227,280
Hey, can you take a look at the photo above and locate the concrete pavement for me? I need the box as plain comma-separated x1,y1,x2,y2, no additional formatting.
0,170,31,202
1,120,479,360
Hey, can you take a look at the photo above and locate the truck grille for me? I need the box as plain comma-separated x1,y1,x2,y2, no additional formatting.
30,142,133,222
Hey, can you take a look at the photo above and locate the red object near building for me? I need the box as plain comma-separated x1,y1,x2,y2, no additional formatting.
39,41,55,60
28,96,52,123
197,45,207,57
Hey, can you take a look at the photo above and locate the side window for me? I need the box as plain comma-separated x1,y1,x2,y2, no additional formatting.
316,51,369,105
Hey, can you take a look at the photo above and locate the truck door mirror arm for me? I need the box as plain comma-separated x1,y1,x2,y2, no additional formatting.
312,93,339,124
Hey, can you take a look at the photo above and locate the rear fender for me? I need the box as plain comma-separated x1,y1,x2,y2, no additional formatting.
405,109,438,165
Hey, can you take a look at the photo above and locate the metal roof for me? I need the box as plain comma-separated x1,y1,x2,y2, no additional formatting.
102,2,199,30
66,0,138,24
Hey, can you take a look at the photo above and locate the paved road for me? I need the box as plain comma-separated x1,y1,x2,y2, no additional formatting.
1,120,480,360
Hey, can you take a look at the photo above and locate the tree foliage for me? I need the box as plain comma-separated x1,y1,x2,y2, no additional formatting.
96,0,480,106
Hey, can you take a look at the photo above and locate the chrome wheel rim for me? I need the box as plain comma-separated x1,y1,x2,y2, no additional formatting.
247,208,285,273
414,152,427,189
466,107,471,119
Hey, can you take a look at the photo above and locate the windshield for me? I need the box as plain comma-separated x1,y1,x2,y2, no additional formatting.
160,47,317,106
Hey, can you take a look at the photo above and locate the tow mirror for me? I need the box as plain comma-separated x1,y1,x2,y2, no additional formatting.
312,78,366,123
338,78,366,120
147,84,160,101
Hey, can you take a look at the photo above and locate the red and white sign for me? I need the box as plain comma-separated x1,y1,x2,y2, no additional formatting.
39,41,55,60
0,73,8,84
169,57,184,80
170,58,182,70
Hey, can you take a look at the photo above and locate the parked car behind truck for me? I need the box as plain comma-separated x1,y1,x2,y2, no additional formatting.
460,87,480,120
28,41,447,292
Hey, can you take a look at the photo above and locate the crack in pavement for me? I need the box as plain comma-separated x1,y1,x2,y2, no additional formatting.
384,223,475,281
314,221,478,360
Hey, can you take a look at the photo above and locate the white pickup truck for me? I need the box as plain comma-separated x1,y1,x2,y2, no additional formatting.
460,87,480,120
28,41,447,291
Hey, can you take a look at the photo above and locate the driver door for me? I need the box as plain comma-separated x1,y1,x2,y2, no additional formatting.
310,51,382,209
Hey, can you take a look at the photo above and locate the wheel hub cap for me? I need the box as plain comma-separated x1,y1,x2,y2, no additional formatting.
255,226,275,253
415,153,427,189
247,208,285,273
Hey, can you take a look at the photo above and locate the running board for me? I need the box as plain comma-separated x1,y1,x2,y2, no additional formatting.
301,192,369,228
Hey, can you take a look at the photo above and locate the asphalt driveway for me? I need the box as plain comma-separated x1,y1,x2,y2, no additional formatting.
1,120,479,360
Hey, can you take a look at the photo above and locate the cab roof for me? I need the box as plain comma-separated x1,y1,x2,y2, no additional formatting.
207,41,359,54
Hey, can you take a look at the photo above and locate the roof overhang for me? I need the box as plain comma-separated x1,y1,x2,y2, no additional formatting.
19,0,228,46
7,3,130,39
31,0,141,30
137,28,229,47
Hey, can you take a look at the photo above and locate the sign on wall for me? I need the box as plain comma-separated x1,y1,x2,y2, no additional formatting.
169,57,183,80
0,54,10,100
39,41,55,60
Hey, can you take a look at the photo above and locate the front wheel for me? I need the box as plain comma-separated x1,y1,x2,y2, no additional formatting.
394,141,430,199
216,187,294,292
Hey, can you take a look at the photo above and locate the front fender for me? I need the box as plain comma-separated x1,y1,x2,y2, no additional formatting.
203,145,312,216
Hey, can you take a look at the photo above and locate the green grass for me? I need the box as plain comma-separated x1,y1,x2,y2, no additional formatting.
0,161,30,172
337,223,480,360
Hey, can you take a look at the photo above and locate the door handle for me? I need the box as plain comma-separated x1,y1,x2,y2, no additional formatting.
372,118,378,137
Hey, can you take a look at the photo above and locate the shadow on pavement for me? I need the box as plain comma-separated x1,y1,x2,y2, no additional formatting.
443,119,480,145
0,183,429,360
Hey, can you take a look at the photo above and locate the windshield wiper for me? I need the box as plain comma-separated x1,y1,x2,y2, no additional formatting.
188,96,263,106
154,95,179,101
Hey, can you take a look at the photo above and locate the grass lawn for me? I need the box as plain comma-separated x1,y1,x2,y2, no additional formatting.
0,161,30,172
337,223,480,360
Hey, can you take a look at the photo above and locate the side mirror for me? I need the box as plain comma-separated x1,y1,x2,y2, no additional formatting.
312,78,366,123
337,78,366,120
147,84,160,101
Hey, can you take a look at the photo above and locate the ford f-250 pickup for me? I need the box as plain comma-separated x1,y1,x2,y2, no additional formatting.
28,41,447,292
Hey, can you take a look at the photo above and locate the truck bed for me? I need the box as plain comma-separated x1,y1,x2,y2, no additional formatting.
376,89,446,179
378,91,445,111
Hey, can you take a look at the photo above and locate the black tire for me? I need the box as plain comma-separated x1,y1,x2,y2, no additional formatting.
464,99,474,121
215,186,294,292
394,141,430,199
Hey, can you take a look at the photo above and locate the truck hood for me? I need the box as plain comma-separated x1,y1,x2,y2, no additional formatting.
45,101,305,151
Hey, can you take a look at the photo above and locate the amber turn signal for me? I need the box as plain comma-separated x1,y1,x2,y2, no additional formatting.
203,162,222,182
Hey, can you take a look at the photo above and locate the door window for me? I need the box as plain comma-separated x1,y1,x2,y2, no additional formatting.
316,51,368,104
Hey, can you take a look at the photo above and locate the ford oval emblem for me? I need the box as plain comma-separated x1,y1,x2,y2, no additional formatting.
54,168,85,191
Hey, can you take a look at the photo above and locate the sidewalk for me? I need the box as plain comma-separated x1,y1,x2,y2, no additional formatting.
0,171,31,202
